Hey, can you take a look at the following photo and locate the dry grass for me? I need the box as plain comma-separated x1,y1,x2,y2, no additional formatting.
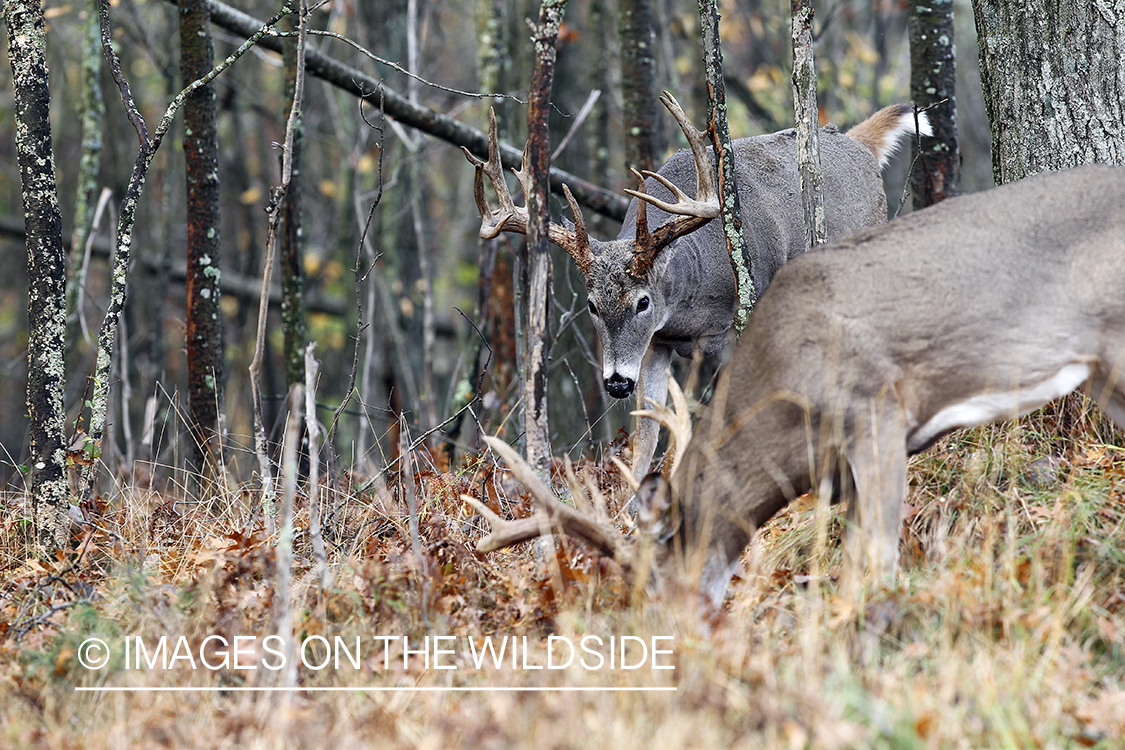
2,398,1124,749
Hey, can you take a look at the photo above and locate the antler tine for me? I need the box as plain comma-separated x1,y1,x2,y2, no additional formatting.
461,108,529,239
462,110,593,270
621,92,719,278
659,91,718,209
465,436,630,562
632,372,693,477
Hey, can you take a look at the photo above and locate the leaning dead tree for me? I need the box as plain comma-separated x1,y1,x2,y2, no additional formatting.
197,0,628,221
6,0,72,552
522,0,569,478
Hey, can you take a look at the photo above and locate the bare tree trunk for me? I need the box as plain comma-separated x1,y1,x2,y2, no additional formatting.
281,13,308,391
69,0,104,334
971,0,1123,435
523,0,568,478
698,0,753,332
180,0,225,492
791,0,826,249
971,0,1125,184
909,0,960,206
6,0,71,552
619,0,664,173
443,0,511,457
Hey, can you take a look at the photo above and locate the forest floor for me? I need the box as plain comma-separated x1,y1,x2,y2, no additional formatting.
2,399,1124,749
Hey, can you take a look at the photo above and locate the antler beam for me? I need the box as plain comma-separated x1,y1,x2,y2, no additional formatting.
462,110,594,275
626,92,721,277
464,436,631,563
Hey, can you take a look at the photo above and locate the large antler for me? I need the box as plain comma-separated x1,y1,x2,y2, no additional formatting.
625,92,720,278
462,436,632,564
462,110,594,276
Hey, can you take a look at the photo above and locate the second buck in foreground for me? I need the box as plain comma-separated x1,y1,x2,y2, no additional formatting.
469,165,1125,608
466,95,929,480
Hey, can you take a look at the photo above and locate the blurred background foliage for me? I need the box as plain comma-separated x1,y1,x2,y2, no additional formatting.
0,0,992,490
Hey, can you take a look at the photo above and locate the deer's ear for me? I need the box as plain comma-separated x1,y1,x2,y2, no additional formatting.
635,473,674,542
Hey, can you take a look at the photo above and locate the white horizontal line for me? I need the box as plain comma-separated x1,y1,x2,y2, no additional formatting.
75,686,677,692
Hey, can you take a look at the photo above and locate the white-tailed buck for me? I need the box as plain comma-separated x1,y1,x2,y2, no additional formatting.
468,165,1125,608
465,94,930,480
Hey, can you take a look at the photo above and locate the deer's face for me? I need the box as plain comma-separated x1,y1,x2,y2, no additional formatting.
584,239,671,399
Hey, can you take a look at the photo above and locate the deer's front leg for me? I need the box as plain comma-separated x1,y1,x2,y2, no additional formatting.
631,344,673,481
839,402,909,601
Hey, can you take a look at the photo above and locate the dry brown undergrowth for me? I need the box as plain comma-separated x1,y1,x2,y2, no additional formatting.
1,399,1124,749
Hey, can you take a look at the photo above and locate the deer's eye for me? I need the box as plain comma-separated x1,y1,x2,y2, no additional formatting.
588,300,598,317
636,295,650,314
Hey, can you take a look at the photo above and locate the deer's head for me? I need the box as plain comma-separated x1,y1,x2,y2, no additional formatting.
463,93,719,400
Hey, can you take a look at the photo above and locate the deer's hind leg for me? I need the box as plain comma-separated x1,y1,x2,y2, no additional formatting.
839,398,909,601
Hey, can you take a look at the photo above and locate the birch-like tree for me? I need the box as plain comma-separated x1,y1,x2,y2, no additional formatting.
5,0,72,552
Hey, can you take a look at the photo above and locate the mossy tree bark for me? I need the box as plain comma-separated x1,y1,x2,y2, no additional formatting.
281,13,308,393
909,0,960,206
971,0,1125,183
523,0,568,478
5,0,72,553
180,0,226,490
619,0,664,174
699,0,753,332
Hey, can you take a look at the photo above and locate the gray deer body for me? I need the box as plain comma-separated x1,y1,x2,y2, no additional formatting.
593,123,902,479
467,96,929,481
639,165,1125,605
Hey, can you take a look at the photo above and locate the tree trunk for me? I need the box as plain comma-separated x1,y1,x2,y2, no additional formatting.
523,0,568,478
179,0,225,488
699,0,754,332
909,0,960,206
792,0,826,249
6,0,71,552
281,13,308,391
971,0,1125,184
619,0,664,174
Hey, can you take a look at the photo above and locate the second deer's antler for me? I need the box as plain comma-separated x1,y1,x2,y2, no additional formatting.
462,110,593,275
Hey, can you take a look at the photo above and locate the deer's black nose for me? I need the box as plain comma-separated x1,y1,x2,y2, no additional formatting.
604,373,635,399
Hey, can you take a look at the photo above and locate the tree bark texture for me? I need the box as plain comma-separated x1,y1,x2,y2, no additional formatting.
523,0,568,477
698,0,754,332
69,0,104,327
180,0,225,482
792,0,826,249
619,0,664,174
909,0,960,206
972,0,1125,184
281,13,308,390
5,0,71,552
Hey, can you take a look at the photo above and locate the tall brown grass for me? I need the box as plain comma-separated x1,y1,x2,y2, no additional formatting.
1,395,1123,749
